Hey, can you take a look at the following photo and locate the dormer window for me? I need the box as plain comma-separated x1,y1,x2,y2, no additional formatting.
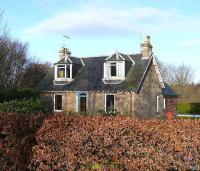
103,61,125,82
57,65,66,78
54,64,73,84
110,62,117,76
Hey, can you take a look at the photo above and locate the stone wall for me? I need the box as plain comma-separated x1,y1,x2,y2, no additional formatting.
42,91,135,114
134,63,164,118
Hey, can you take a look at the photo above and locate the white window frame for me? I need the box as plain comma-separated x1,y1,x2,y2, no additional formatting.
105,94,115,112
54,94,63,112
163,97,166,109
103,61,125,80
156,95,159,112
54,64,73,81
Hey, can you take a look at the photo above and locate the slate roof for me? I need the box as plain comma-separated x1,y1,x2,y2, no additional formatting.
162,82,178,97
38,53,152,92
55,56,82,65
38,52,177,96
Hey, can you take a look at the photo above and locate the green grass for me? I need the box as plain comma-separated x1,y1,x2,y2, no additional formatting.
177,103,200,114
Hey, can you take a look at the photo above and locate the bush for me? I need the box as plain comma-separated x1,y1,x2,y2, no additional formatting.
29,115,200,170
0,88,39,103
178,103,200,114
0,112,45,171
0,98,46,114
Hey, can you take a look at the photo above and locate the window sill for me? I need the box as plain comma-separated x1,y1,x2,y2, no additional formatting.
54,110,62,112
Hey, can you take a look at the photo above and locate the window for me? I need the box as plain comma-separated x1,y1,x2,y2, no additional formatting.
103,61,125,81
105,94,115,111
163,98,166,109
57,65,65,78
66,65,71,78
54,95,62,111
56,64,71,79
110,63,117,76
156,96,159,112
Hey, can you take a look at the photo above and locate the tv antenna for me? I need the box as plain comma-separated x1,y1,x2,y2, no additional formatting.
62,34,71,47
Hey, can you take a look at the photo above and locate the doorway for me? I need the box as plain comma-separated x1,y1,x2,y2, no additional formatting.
77,92,87,112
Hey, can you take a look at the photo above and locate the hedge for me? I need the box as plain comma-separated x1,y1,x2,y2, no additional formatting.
29,115,200,170
0,88,39,103
177,103,200,114
0,112,45,171
0,98,46,114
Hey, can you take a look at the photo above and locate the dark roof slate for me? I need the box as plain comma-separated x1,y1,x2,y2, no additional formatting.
162,82,178,97
38,54,177,96
55,56,82,65
38,54,152,92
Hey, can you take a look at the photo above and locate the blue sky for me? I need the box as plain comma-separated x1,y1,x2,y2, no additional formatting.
0,0,200,82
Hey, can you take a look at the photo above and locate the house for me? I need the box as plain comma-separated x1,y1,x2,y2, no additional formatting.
39,36,178,118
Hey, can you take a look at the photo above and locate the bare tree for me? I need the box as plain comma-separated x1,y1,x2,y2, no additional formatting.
160,62,195,85
0,37,28,89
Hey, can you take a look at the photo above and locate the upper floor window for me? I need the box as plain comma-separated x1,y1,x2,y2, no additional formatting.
110,62,117,76
103,61,125,80
55,64,72,81
57,65,65,78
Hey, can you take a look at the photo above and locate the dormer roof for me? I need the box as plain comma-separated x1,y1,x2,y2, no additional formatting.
55,56,82,65
105,52,135,64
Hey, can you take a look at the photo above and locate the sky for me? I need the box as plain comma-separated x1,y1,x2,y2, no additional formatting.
0,0,200,82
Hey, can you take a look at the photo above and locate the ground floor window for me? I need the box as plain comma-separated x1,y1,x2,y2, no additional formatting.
105,94,115,111
54,95,62,111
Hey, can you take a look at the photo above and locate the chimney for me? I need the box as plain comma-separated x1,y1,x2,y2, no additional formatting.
59,47,71,59
141,36,153,59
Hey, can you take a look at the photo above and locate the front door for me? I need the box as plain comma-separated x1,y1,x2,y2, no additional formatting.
78,92,87,112
80,96,86,112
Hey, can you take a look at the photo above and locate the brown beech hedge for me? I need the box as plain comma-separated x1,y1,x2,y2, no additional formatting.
0,113,45,170
29,114,200,171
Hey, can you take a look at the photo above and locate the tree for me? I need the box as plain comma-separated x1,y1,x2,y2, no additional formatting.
0,37,28,89
20,62,51,88
160,62,195,85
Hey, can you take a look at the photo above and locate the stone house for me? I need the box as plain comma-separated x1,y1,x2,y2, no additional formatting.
39,36,178,118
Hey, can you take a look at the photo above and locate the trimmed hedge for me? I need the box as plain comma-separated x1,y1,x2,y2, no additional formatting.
0,98,46,114
0,112,45,171
178,103,200,114
29,115,200,170
0,88,39,103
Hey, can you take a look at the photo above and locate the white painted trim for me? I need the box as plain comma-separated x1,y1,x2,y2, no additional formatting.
152,56,165,88
116,51,125,60
105,94,115,111
54,94,63,112
156,95,159,112
64,54,72,63
70,64,72,79
163,97,166,109
102,78,125,84
128,55,135,65
105,51,125,61
136,54,153,92
103,61,125,81
136,53,165,93
54,64,73,84
80,58,85,66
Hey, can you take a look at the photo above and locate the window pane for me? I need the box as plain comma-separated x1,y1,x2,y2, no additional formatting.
57,67,65,78
55,95,62,110
110,63,116,76
106,95,115,110
66,65,70,78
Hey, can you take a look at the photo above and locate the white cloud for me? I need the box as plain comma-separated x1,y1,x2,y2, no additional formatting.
181,39,200,46
23,7,183,36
